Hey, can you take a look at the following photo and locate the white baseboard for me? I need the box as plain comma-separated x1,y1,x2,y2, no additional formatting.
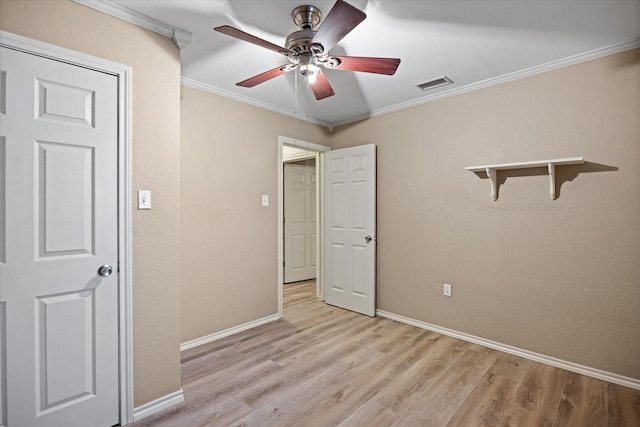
132,389,184,422
180,313,281,352
377,310,640,391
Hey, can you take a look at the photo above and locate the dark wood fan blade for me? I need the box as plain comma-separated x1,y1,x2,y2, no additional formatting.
310,69,335,100
236,65,289,88
311,0,366,52
214,25,292,55
331,56,401,75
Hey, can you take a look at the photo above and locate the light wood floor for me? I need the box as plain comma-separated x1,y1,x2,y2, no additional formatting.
130,281,640,426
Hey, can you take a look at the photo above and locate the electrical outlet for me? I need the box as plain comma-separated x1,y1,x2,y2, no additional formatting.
443,283,452,297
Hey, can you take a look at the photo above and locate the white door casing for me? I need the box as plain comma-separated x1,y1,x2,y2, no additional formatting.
0,46,120,426
324,144,376,317
284,163,317,283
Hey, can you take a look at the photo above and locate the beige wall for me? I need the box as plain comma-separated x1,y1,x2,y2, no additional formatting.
180,85,330,343
0,0,182,406
2,0,638,412
331,48,640,380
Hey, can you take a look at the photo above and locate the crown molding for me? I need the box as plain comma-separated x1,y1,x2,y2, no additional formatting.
330,38,640,128
180,77,333,129
172,28,191,50
181,38,639,129
72,0,191,50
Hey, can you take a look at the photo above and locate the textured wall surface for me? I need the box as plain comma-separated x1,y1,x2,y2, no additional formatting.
0,0,182,406
180,84,330,343
2,1,638,412
331,48,640,380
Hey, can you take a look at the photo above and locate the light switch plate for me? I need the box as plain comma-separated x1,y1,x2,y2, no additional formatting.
262,194,269,207
138,190,152,209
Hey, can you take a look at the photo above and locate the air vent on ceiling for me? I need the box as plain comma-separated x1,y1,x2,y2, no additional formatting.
415,76,453,91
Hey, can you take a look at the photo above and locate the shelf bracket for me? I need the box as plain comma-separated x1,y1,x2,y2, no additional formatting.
486,168,498,201
548,162,556,200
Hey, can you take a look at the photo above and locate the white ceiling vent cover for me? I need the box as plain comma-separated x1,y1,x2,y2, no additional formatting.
416,76,453,91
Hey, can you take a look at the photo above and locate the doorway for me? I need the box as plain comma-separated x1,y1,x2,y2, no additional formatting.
277,136,330,317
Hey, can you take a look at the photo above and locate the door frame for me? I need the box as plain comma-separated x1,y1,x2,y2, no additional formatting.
277,136,330,317
0,31,134,424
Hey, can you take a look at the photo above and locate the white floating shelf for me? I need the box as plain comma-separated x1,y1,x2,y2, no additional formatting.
465,157,584,201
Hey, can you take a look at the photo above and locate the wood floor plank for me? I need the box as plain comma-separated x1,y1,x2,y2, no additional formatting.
181,358,284,407
373,334,467,415
337,407,399,427
445,371,517,426
488,353,535,384
374,321,423,353
554,372,607,426
291,366,393,427
607,383,640,427
271,313,377,367
270,311,362,361
231,340,390,426
514,363,568,419
500,404,554,427
128,281,640,427
324,331,459,425
238,329,377,410
391,348,497,426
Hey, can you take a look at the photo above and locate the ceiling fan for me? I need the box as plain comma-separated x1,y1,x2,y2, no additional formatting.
214,0,401,100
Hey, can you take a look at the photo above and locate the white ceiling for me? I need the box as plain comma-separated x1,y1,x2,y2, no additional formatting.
107,0,640,128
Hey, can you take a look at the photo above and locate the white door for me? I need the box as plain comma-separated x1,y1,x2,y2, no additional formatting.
284,163,317,283
0,47,119,427
324,144,376,316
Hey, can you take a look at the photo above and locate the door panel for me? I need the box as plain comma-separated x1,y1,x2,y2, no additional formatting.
37,78,96,127
38,141,94,257
36,291,95,413
324,144,376,316
0,46,119,427
284,163,317,283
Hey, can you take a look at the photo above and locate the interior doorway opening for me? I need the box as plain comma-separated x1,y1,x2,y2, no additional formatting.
277,136,330,318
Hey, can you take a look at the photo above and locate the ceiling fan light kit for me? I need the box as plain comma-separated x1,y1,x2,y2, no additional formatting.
213,0,401,100
299,63,320,84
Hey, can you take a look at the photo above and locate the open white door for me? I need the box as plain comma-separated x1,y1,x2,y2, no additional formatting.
284,163,317,283
0,47,119,426
324,144,376,316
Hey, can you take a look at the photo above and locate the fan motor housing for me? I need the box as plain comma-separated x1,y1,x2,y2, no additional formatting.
285,29,317,54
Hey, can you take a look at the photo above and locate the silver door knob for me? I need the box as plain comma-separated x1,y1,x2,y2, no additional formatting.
98,264,113,278
365,235,373,243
